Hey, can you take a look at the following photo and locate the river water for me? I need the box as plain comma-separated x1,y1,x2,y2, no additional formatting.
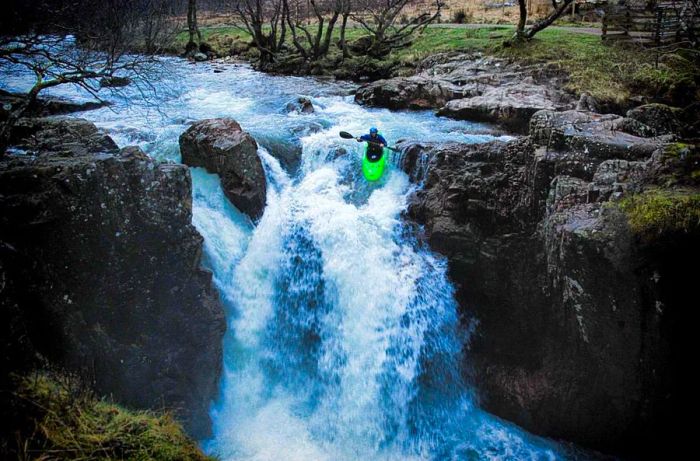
2,58,582,460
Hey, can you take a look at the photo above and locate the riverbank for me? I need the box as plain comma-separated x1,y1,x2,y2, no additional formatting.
174,24,699,114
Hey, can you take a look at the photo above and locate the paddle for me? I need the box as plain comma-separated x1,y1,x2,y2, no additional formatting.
339,131,401,152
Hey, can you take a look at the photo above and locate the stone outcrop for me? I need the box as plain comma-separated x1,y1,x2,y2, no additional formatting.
0,118,225,439
355,54,573,131
179,118,267,221
0,89,108,117
405,109,697,456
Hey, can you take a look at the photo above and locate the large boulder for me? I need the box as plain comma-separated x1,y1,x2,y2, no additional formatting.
437,83,566,132
355,76,473,110
406,117,695,456
9,116,119,156
179,118,267,221
0,118,225,439
530,110,669,160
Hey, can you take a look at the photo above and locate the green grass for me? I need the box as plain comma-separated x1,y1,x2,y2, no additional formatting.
176,24,698,106
13,373,214,461
618,188,700,238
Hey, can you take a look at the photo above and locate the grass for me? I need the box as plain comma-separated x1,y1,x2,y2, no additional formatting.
12,372,214,461
618,188,700,238
174,23,699,107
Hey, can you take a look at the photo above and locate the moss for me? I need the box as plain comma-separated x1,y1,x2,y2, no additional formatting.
665,142,691,158
13,372,214,461
618,188,700,238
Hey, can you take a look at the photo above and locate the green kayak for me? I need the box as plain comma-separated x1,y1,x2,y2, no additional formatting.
362,146,388,182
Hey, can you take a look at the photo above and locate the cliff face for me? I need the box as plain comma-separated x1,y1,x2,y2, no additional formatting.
0,117,225,439
404,110,697,455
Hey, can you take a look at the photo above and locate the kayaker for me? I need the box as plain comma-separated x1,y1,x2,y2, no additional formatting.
356,127,387,162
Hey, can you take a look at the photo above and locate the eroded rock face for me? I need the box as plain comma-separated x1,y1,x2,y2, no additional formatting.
405,111,696,456
530,110,669,160
179,118,267,221
355,54,573,131
0,118,225,439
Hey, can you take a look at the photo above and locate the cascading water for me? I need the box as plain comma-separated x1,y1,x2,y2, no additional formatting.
2,59,575,460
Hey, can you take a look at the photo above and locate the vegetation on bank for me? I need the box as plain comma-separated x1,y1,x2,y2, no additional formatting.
619,188,700,239
176,25,699,109
8,372,213,461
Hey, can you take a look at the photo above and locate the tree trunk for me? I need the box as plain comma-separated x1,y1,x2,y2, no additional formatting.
525,0,574,38
515,0,528,41
339,12,350,59
187,0,200,47
320,10,340,57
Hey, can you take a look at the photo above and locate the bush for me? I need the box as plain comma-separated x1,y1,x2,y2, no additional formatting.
452,9,471,24
9,372,214,461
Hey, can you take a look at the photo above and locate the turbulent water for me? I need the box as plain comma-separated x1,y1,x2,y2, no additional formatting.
3,58,574,460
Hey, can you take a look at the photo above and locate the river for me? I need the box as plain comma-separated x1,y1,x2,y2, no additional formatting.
2,58,583,460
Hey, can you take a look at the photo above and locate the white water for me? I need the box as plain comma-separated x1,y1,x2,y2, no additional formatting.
2,58,573,460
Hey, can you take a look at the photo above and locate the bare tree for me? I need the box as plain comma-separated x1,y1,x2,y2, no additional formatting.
511,0,574,42
285,0,347,60
224,0,287,63
352,0,443,57
0,1,168,156
187,0,204,52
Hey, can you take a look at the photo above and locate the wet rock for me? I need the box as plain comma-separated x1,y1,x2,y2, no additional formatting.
0,89,107,117
99,76,132,88
626,103,682,136
10,117,119,156
0,118,225,439
406,126,693,455
179,118,266,221
193,52,208,62
285,97,315,114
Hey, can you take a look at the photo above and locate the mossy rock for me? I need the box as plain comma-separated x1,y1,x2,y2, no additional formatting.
7,372,214,461
618,188,700,239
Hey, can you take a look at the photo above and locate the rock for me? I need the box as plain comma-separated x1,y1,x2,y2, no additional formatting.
0,118,225,439
530,110,667,160
9,117,119,156
355,76,473,110
179,118,266,220
354,54,573,131
575,92,600,113
626,103,682,136
438,83,566,132
406,128,693,455
285,97,315,114
0,89,107,117
255,133,302,173
99,76,132,88
193,52,208,62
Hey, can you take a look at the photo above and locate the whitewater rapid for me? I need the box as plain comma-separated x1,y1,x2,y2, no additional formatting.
2,58,571,460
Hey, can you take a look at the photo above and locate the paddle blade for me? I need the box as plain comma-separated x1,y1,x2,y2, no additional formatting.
339,131,355,139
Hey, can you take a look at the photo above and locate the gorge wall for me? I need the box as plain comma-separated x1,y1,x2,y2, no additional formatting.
403,109,697,456
0,117,225,439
